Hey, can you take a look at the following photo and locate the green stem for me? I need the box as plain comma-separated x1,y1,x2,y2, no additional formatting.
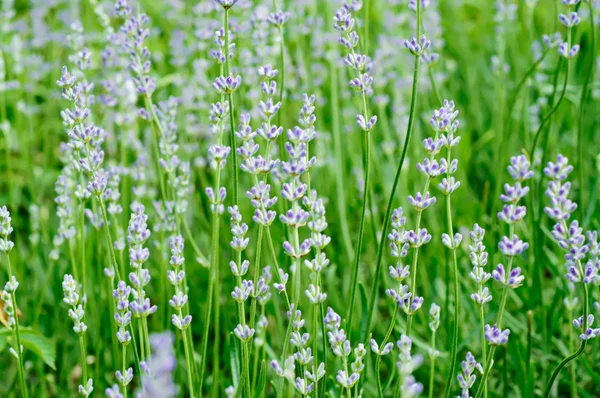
78,335,88,391
98,197,122,281
480,304,488,398
474,224,515,397
347,121,370,328
529,34,571,159
577,3,595,220
376,307,398,398
121,345,128,398
443,147,460,398
365,1,423,337
330,57,354,262
428,331,437,398
224,7,238,205
543,272,589,397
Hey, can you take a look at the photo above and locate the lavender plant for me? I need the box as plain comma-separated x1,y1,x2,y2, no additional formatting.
2,1,600,397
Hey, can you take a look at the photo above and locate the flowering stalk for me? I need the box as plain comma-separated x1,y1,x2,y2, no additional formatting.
577,1,595,218
229,206,253,397
168,236,195,398
333,3,378,329
199,27,233,390
428,304,440,398
394,334,424,398
113,281,133,398
366,0,427,336
530,4,580,158
405,100,453,335
373,207,410,397
127,204,157,360
475,155,533,398
63,274,93,397
468,224,492,398
0,206,27,398
440,100,462,397
221,1,239,204
542,155,598,396
267,4,289,156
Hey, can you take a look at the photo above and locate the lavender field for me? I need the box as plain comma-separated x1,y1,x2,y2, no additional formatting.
0,0,599,397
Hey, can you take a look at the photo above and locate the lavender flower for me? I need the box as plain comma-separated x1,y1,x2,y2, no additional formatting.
484,324,510,346
396,335,424,397
139,333,179,397
457,352,483,398
63,274,93,396
127,204,157,321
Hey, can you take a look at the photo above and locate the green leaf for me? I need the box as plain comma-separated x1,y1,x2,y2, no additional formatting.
0,328,56,369
254,360,266,398
0,334,6,352
21,330,56,370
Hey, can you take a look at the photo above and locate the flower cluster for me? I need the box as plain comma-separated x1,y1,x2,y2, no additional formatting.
1,276,18,328
127,203,157,319
0,206,14,254
156,98,191,215
57,66,108,199
323,307,365,390
168,235,192,331
544,154,599,340
557,1,581,59
484,324,510,346
469,224,492,305
334,5,377,132
544,155,596,284
273,306,325,395
62,274,94,396
303,191,331,305
139,333,179,397
457,352,483,398
492,155,532,289
396,335,424,397
117,3,155,97
228,206,255,343
113,281,133,388
385,207,423,315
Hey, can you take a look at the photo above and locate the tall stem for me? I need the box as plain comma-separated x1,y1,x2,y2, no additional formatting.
224,7,238,205
474,224,515,398
428,331,437,398
577,3,595,221
6,256,27,398
347,120,370,328
375,307,398,398
365,1,422,336
443,147,460,398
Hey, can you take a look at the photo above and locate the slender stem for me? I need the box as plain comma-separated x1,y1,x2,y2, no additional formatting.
475,346,497,398
224,7,238,205
79,335,88,390
567,303,577,398
347,123,370,328
366,1,423,336
330,57,354,262
530,33,571,159
8,277,27,398
98,196,122,281
475,224,515,397
543,267,589,397
490,48,549,222
121,344,128,398
376,307,398,398
480,304,488,398
428,331,437,398
443,147,460,398
577,3,595,220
